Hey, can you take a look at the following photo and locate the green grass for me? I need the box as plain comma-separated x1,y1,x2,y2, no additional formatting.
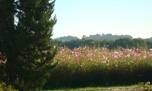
43,85,141,91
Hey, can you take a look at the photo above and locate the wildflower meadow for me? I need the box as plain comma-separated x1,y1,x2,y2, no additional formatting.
44,45,152,89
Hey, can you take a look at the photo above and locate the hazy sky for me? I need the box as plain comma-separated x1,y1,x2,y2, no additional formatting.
52,0,152,39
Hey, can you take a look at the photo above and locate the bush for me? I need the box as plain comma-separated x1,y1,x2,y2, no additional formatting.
138,82,152,91
0,82,18,91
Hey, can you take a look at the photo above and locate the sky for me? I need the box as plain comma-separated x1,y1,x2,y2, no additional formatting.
52,0,152,39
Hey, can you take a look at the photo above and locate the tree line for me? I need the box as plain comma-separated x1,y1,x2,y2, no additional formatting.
51,38,152,49
53,33,133,42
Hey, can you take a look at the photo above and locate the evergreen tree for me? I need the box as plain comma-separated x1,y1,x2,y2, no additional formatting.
0,0,57,90
0,0,16,83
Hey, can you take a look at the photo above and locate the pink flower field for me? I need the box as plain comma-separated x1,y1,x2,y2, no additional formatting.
54,46,152,69
45,46,152,89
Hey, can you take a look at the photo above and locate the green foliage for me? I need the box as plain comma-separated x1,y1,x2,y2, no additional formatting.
53,34,133,42
0,82,18,91
51,37,149,49
0,0,57,90
0,0,15,84
133,38,147,48
138,82,152,91
54,36,79,42
146,41,152,49
114,38,133,48
145,37,152,42
89,33,133,41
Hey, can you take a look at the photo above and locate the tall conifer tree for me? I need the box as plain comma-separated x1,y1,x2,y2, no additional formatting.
0,0,16,83
0,0,57,90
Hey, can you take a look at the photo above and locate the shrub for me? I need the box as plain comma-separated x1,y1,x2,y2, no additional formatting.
138,82,152,91
0,82,18,91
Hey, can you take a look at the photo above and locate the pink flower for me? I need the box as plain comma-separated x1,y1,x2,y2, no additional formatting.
75,52,78,55
138,51,143,54
90,41,94,44
73,58,77,62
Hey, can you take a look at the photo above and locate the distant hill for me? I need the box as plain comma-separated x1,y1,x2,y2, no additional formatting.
52,34,152,49
53,36,79,42
145,37,152,42
88,33,133,41
53,34,133,42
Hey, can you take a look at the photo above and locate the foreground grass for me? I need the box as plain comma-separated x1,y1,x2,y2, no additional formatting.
43,85,142,91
